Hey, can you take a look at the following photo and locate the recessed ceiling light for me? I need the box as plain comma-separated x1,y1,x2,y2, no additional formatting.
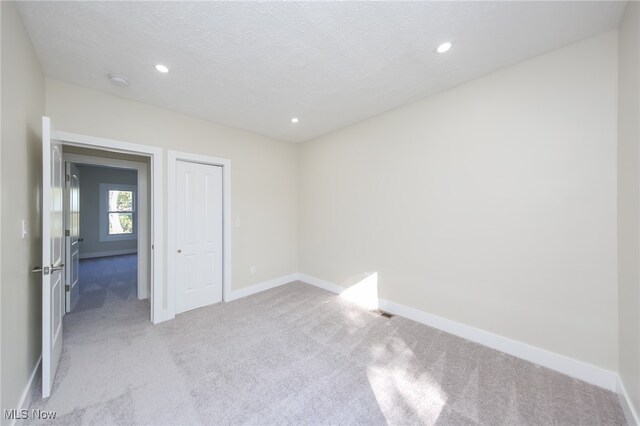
437,42,452,53
107,73,129,87
291,117,299,124
155,64,169,73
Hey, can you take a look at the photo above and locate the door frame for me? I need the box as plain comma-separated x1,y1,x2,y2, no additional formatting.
55,130,165,324
63,153,150,302
167,150,231,320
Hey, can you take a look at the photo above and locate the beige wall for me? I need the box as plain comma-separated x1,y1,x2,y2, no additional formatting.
618,1,640,417
0,1,45,414
0,3,633,416
299,31,619,370
45,79,299,302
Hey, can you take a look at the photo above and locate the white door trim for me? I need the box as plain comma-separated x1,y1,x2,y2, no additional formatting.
167,150,231,320
63,153,149,301
55,131,165,324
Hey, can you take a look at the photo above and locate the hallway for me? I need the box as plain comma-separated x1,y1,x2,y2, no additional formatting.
74,254,138,313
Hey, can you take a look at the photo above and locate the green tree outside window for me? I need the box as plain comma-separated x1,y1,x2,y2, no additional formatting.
108,190,134,234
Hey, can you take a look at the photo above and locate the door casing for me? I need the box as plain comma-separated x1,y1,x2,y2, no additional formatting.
54,130,165,324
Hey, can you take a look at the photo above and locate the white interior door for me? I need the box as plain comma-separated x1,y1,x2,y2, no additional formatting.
65,162,80,313
41,116,64,398
175,161,223,313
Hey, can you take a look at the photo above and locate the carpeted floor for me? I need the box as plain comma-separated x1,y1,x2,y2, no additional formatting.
26,281,626,425
75,254,138,312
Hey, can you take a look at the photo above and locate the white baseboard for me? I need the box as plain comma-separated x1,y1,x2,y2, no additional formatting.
298,274,344,294
227,273,300,302
9,356,41,426
297,273,618,392
156,274,299,324
617,375,640,426
80,249,137,259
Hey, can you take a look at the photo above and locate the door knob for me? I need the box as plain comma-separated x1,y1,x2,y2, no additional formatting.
50,264,65,272
32,266,50,275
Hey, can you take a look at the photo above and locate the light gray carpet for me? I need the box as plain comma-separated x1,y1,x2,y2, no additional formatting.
25,281,626,425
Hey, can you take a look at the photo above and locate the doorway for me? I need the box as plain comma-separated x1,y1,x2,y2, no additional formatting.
40,118,165,399
63,153,149,315
54,129,164,325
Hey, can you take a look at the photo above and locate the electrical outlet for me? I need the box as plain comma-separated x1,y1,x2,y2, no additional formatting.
250,266,256,274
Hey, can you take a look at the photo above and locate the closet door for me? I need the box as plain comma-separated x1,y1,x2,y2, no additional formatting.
175,160,223,314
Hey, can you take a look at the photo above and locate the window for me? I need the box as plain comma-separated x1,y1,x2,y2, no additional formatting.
108,189,134,235
99,183,137,242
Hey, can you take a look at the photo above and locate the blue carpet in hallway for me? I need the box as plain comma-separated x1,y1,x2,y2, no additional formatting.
75,254,138,312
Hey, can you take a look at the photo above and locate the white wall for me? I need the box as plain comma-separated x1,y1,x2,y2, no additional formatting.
0,0,45,415
299,31,619,371
617,1,640,417
76,165,138,258
45,79,299,302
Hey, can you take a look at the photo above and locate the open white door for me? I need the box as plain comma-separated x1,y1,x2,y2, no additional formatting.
65,162,80,313
40,116,65,398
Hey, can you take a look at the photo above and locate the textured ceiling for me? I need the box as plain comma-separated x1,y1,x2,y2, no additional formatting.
18,1,626,143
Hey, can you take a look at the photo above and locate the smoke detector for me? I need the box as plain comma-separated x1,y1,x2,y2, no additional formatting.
107,73,129,87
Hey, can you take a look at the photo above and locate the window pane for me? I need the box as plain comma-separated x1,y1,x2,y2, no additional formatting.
108,213,133,234
109,190,133,212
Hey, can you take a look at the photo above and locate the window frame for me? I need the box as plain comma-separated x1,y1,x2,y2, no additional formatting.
99,183,138,242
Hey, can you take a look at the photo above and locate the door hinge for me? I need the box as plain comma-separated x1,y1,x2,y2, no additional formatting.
65,229,70,237
65,174,70,182
65,284,70,292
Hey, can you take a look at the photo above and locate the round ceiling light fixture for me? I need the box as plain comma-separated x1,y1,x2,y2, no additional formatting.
155,64,169,73
437,42,452,53
107,73,129,87
290,117,299,124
